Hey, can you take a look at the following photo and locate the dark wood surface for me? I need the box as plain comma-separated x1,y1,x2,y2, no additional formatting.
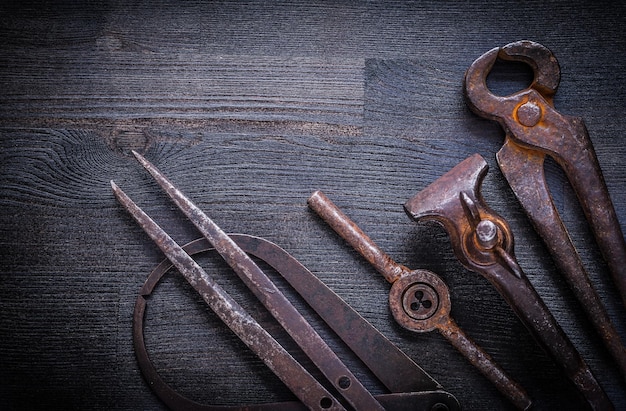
1,2,625,410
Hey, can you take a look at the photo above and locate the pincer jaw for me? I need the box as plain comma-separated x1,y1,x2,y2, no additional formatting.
463,46,502,121
499,40,560,96
463,40,561,122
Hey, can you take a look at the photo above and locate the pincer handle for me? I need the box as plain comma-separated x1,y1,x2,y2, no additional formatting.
495,94,626,299
486,264,613,411
554,118,626,305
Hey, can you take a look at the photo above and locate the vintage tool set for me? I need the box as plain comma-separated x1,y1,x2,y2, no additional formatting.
113,41,625,410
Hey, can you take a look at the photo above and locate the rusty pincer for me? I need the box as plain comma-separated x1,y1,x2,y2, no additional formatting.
464,40,626,379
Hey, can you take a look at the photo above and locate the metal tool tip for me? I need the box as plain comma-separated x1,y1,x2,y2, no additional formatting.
308,190,324,204
110,181,129,206
131,150,147,164
110,181,127,203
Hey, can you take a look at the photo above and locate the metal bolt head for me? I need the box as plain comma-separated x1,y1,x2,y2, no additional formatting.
476,219,499,249
517,101,541,127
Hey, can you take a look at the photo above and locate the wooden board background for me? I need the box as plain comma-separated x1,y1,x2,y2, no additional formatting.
1,2,625,410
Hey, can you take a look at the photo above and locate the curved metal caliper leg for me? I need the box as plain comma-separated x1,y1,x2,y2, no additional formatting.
404,154,613,411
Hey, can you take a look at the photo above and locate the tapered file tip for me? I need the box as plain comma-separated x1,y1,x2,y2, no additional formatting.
131,149,140,158
131,149,149,165
110,181,126,202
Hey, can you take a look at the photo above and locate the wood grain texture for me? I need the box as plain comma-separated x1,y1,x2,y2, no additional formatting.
1,2,625,410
